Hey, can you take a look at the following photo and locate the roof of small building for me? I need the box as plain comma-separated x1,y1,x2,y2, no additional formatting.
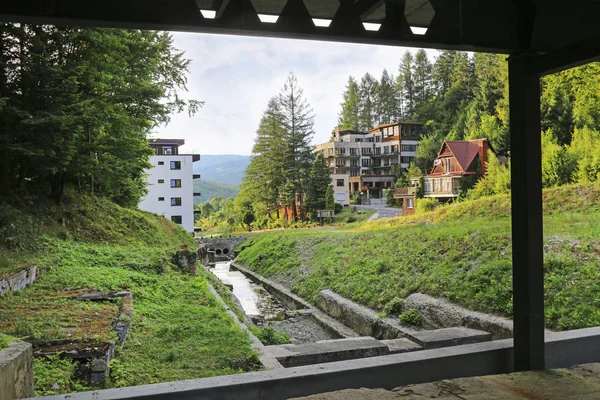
148,138,185,146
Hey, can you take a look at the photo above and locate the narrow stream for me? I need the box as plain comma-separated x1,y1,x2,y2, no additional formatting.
210,261,335,343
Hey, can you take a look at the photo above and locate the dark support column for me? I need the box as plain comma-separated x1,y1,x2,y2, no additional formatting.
508,55,545,371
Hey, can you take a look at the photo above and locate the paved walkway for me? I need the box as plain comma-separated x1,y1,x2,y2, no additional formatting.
354,204,401,220
291,363,600,399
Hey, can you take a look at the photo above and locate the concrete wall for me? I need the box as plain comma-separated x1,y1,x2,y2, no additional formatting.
0,266,37,297
0,340,34,400
138,155,195,233
31,327,600,400
403,293,513,340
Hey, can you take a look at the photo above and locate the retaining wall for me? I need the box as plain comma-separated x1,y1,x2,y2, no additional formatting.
403,293,513,339
0,340,34,400
31,327,600,400
315,290,410,340
0,266,37,297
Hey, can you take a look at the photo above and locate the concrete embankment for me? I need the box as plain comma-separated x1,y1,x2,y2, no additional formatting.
403,293,513,340
0,340,34,400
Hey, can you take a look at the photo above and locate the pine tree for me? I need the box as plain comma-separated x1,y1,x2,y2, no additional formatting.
413,49,433,108
375,69,398,124
399,51,415,119
305,153,332,220
278,73,315,221
239,97,286,219
358,73,378,130
338,76,361,130
325,186,335,211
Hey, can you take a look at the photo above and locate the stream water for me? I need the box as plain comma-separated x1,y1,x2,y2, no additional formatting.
210,261,335,343
211,262,285,320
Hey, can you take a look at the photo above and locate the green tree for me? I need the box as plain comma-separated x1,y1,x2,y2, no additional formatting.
278,73,315,221
338,76,361,130
325,186,335,211
541,129,577,187
375,69,398,124
398,51,415,119
358,73,378,130
305,153,332,220
413,49,433,108
469,150,511,199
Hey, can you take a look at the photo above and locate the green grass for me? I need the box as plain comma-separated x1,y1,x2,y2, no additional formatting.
0,193,259,395
236,183,600,331
0,334,17,350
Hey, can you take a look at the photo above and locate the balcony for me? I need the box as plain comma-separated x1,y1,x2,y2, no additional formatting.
193,192,201,197
193,174,201,180
394,187,416,197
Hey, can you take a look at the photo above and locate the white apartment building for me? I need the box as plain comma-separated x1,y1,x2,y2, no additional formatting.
138,139,201,233
314,122,423,206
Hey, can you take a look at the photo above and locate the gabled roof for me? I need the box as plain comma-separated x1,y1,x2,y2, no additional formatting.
439,139,491,172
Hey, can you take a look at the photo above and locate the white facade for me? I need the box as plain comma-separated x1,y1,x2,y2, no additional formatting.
139,155,196,233
332,174,350,206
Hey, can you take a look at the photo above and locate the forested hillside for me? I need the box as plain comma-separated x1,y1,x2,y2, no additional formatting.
337,50,600,184
192,155,250,185
193,180,240,205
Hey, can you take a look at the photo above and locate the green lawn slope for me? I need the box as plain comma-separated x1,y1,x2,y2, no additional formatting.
236,183,600,332
0,192,258,395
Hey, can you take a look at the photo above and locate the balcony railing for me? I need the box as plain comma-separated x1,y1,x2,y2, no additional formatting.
394,187,416,196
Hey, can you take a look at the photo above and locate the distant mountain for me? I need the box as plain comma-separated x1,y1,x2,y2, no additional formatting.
193,180,240,205
193,155,250,185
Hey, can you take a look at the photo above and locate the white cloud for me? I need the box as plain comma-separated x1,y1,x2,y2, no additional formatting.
153,32,438,155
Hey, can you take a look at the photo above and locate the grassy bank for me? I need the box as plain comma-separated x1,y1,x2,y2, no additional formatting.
236,183,600,332
0,193,259,395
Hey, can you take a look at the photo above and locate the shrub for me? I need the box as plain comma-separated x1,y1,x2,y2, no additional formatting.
334,203,343,214
0,334,16,350
399,309,421,326
252,326,290,345
344,215,356,223
415,198,440,214
383,297,404,315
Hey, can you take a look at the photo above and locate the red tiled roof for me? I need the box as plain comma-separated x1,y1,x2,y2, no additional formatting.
443,140,483,172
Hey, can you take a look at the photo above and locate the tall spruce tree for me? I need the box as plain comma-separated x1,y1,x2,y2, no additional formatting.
278,73,315,221
399,51,416,119
375,69,398,124
358,73,378,130
239,97,286,219
338,76,361,130
413,49,433,108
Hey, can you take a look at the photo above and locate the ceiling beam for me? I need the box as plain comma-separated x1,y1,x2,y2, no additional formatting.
525,34,600,77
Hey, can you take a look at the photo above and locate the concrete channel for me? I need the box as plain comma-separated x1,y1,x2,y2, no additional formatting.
204,260,502,370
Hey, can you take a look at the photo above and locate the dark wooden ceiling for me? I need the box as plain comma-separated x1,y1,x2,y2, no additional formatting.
1,0,600,55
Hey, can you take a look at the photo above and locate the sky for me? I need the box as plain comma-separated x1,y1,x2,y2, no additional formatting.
153,32,439,155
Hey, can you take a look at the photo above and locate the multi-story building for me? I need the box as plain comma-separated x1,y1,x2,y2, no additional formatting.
314,122,424,206
138,138,201,233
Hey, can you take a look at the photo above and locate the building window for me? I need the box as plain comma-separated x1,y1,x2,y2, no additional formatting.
336,179,344,187
350,170,359,176
158,197,165,201
158,179,164,184
171,197,182,206
401,144,417,152
336,193,345,202
171,215,182,224
170,179,181,188
401,156,414,164
445,158,451,173
170,161,181,170
163,146,173,155
350,148,358,155
158,161,164,165
406,198,414,208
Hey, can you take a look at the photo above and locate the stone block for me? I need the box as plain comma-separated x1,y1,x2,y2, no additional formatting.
0,340,34,400
409,327,491,349
381,338,422,354
91,358,107,372
273,337,390,367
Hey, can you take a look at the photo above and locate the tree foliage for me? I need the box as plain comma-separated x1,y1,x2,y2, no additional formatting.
0,24,200,206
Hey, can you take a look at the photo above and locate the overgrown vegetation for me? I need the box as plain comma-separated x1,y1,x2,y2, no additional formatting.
0,195,259,395
250,326,291,345
399,309,421,326
236,183,600,331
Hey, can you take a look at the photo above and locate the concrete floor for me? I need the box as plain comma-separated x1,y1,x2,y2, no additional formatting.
291,363,600,399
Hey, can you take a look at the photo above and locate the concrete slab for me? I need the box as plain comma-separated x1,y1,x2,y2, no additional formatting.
293,363,600,400
381,338,422,354
409,327,491,349
273,337,390,368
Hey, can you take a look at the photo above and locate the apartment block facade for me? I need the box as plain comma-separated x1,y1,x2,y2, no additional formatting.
314,122,424,206
138,139,201,233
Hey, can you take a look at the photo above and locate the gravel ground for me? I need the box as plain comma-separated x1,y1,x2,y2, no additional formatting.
263,314,336,343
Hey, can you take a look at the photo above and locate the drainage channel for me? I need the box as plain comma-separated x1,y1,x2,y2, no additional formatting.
210,261,336,343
